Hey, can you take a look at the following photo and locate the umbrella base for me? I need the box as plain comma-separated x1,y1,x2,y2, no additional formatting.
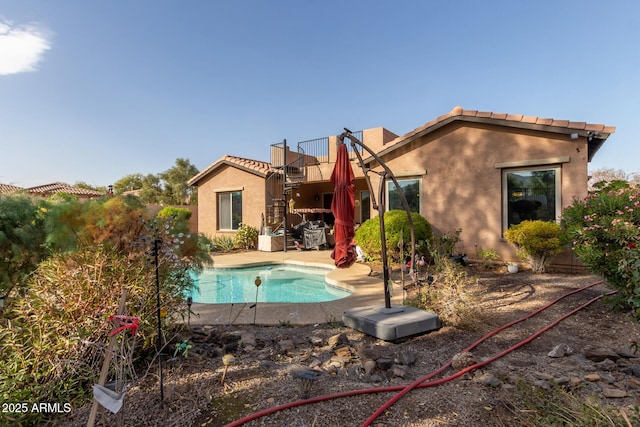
343,305,440,342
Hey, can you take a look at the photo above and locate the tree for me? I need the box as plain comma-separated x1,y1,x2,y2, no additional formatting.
139,173,163,204
74,181,108,194
159,158,199,205
113,173,144,194
588,167,640,191
0,196,49,296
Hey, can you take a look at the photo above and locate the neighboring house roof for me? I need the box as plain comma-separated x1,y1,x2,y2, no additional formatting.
27,182,104,197
189,155,273,185
0,183,25,195
370,106,615,163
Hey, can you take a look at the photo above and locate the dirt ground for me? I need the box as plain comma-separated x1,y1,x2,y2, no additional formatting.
52,263,640,427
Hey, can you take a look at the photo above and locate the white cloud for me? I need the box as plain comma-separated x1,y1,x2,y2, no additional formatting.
0,20,51,76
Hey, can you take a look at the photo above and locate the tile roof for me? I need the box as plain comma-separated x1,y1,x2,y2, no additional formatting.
27,182,105,197
189,155,274,185
0,183,25,195
373,106,615,162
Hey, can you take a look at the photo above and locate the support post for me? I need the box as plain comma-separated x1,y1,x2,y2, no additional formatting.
339,129,417,309
282,139,288,252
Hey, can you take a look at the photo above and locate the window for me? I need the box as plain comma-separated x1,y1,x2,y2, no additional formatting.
218,191,242,230
503,166,560,230
386,178,421,213
360,190,371,222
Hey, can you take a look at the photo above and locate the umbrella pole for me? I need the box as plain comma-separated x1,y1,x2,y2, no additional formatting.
339,129,419,308
377,173,392,309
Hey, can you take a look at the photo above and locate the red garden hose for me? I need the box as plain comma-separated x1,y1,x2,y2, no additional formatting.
224,280,606,427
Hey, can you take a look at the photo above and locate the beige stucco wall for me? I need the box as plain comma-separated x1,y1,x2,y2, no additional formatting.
195,164,267,238
367,121,590,263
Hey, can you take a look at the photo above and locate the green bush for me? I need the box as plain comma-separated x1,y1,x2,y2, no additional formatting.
561,183,640,316
0,195,49,297
504,220,562,273
234,224,259,249
157,206,192,222
476,247,501,269
354,210,432,262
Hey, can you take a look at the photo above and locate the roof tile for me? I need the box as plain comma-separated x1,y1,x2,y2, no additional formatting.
535,118,554,125
28,182,104,196
0,183,24,195
568,122,586,130
585,123,605,131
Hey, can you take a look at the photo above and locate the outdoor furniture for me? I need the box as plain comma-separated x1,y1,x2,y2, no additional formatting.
258,234,284,252
303,227,327,250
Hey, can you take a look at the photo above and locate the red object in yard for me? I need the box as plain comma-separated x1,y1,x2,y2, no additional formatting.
108,315,141,336
330,143,356,268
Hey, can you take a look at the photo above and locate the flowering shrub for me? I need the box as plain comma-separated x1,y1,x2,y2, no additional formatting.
504,220,563,273
234,224,259,249
561,182,640,316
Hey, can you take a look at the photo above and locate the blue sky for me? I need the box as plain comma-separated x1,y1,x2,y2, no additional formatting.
1,1,638,188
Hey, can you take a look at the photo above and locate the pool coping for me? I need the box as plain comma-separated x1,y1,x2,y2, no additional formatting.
189,250,405,326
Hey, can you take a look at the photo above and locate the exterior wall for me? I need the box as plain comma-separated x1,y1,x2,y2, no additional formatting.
368,121,590,263
195,164,266,238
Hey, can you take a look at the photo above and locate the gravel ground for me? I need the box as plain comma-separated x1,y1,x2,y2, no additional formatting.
50,265,640,427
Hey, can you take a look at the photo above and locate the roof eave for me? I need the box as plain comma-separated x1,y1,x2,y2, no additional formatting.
364,115,615,164
188,160,270,186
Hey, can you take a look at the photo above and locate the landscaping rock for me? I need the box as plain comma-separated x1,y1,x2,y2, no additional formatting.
548,343,574,358
602,388,628,398
584,348,620,362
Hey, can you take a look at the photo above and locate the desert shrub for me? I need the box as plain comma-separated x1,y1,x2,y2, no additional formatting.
476,247,501,269
0,201,211,425
427,228,463,264
157,206,192,222
234,224,259,249
45,194,147,253
504,220,563,273
561,182,640,316
354,210,432,262
209,234,236,252
407,257,485,330
502,378,640,426
0,195,49,297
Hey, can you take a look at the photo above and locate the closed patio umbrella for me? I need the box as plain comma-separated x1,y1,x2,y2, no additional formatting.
330,143,356,268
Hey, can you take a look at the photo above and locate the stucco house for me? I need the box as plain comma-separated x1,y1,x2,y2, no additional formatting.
188,106,615,267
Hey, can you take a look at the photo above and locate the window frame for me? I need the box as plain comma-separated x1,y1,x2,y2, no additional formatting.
218,190,242,231
385,177,421,214
502,165,561,232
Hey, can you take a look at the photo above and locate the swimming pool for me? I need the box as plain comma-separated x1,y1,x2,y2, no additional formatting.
191,264,351,304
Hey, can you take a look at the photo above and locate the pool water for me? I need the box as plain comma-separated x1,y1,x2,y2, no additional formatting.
191,264,351,304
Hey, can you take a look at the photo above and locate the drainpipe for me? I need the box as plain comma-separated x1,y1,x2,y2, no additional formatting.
282,139,287,252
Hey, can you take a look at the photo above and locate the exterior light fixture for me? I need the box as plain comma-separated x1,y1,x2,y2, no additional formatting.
570,133,579,140
253,276,262,324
